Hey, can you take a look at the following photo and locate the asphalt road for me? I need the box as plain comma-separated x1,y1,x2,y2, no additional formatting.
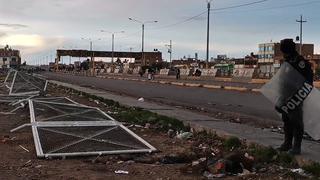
44,72,280,124
102,73,262,89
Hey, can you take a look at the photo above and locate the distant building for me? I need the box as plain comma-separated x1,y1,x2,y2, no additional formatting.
310,54,320,72
257,42,314,78
214,55,229,63
0,46,21,68
243,53,258,68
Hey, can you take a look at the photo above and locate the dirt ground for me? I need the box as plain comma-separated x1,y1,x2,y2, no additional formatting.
0,83,311,180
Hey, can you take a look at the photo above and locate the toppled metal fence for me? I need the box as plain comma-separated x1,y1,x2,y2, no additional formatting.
9,71,48,96
1,69,15,90
0,69,48,96
29,100,156,158
1,69,156,158
0,95,36,115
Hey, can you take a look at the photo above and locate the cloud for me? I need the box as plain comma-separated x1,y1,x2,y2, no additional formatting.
0,34,65,61
0,34,43,47
0,23,28,29
0,32,6,38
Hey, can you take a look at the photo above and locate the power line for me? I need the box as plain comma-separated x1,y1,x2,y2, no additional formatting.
249,0,320,11
213,0,320,14
151,0,270,30
151,11,207,30
212,0,269,11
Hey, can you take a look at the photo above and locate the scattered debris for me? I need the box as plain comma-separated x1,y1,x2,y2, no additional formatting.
145,123,151,129
160,153,193,164
176,132,193,140
22,160,32,167
134,156,155,164
107,111,118,115
114,170,129,175
125,160,135,164
35,165,43,169
238,169,253,176
181,157,207,174
234,117,241,123
208,159,226,175
244,152,254,161
167,129,175,138
203,171,225,178
93,100,100,104
1,135,12,143
19,145,30,152
207,102,216,106
290,168,310,177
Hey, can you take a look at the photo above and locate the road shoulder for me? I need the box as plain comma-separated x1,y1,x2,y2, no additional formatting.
50,80,320,164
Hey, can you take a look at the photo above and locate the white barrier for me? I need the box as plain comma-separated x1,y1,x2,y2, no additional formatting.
201,69,217,77
180,69,191,76
233,68,254,78
159,69,170,76
114,68,120,74
133,67,140,74
123,68,130,74
106,68,112,73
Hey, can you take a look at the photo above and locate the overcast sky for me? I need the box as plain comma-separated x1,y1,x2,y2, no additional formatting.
0,0,319,64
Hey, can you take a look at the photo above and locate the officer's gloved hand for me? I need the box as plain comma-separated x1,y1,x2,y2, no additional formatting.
275,105,284,114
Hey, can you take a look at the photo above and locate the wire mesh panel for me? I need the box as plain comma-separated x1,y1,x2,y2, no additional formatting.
0,95,35,115
4,70,16,89
32,100,112,122
9,72,48,96
4,69,14,83
0,68,10,79
8,97,79,132
33,97,78,104
0,95,32,103
35,125,153,157
29,100,157,158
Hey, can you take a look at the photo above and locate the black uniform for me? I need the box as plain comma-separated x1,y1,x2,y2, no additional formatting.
176,68,180,80
277,39,313,155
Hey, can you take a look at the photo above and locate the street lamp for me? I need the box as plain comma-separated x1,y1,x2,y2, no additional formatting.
128,17,158,66
100,30,125,64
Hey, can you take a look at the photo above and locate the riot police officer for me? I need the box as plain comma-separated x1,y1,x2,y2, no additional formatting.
276,39,313,155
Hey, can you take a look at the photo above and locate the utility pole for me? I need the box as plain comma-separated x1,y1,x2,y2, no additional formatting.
206,0,212,69
296,15,307,55
90,40,94,70
165,40,172,67
169,40,172,65
142,24,145,65
112,33,114,63
101,30,124,64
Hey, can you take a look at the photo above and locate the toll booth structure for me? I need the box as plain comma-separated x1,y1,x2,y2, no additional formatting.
55,49,162,71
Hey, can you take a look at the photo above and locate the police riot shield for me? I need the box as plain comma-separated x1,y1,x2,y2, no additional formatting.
261,62,320,140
